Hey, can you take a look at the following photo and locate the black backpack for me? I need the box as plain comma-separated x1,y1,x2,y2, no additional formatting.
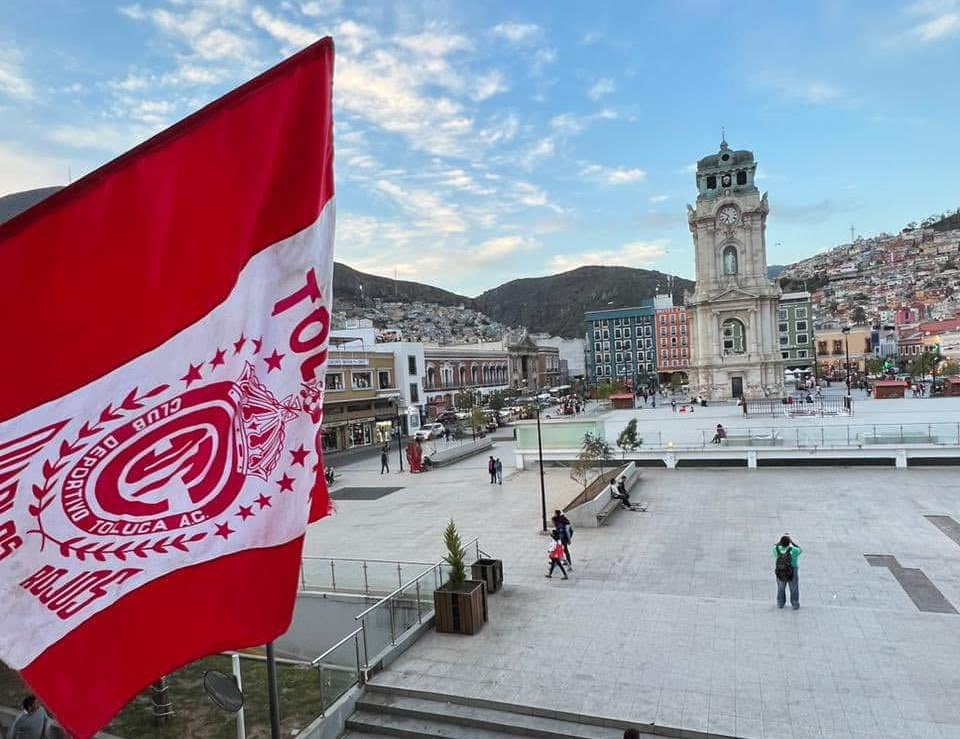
775,547,794,582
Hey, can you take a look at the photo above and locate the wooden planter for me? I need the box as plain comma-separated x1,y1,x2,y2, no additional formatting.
433,580,487,634
471,558,503,594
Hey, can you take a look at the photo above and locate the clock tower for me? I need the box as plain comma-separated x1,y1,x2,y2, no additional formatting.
684,139,784,400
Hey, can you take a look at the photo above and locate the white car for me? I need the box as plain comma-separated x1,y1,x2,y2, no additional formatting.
415,422,446,441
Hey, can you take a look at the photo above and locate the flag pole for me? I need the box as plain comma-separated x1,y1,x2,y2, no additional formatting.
265,642,281,739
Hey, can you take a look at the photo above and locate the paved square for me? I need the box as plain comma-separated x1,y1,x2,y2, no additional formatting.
305,442,960,739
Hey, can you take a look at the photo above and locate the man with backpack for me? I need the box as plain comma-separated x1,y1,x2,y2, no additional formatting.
773,533,802,609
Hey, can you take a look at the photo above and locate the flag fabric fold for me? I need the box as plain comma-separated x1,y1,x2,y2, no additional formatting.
0,38,335,739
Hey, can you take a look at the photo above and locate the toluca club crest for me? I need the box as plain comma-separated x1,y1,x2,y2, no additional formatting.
56,363,296,538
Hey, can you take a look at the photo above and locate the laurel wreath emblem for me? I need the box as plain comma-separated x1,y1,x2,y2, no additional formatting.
28,384,210,562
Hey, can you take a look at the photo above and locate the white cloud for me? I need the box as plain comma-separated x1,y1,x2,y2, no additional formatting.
0,47,35,101
550,113,585,135
649,194,669,203
111,73,152,92
587,77,615,100
530,48,557,75
394,31,472,57
580,31,602,45
477,113,519,145
49,122,156,153
472,235,540,264
374,179,467,233
251,6,318,48
0,141,73,196
753,72,844,104
492,23,540,43
300,0,341,16
912,11,960,40
520,137,555,168
581,163,646,184
470,70,508,101
550,240,669,272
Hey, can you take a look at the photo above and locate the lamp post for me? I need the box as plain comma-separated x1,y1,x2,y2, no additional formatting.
841,326,851,393
535,402,547,533
393,398,404,472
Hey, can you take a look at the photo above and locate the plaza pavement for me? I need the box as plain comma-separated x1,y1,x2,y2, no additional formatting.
304,433,960,739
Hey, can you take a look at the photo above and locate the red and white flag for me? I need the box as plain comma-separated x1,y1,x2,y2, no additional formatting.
0,39,334,738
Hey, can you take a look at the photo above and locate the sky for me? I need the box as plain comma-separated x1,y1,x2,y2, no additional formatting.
2,1,959,296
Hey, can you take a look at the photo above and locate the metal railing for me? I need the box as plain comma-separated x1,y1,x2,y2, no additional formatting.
697,423,960,448
305,538,481,716
299,556,434,594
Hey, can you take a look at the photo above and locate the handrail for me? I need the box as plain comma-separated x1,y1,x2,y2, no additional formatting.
310,626,363,668
301,556,434,566
352,562,437,621
352,536,480,622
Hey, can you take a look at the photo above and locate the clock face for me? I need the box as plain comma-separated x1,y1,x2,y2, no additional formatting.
717,206,739,226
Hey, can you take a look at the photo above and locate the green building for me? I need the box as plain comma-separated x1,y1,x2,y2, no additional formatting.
778,291,814,372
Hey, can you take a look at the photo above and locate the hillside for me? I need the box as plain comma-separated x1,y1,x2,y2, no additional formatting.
333,262,470,307
0,186,63,226
475,266,693,338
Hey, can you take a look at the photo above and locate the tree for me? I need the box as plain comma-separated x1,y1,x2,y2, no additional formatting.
469,407,486,436
570,432,613,488
616,418,642,457
864,357,884,376
908,353,936,379
939,360,960,377
596,381,618,400
455,392,474,411
851,306,868,325
442,520,466,586
670,373,684,392
487,392,505,411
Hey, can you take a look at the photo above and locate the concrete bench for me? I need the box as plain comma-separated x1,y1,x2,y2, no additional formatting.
596,468,643,526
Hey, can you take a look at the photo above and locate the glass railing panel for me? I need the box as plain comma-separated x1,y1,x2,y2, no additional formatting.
314,634,361,716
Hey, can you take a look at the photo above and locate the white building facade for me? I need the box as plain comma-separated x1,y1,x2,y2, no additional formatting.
685,140,784,400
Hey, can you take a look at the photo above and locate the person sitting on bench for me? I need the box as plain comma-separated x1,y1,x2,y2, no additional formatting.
711,424,727,444
609,476,644,511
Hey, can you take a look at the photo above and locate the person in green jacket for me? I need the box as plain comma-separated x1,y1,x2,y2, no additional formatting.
773,534,802,610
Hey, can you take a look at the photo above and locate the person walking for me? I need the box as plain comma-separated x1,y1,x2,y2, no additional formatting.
7,695,50,739
488,455,496,484
773,533,802,610
545,530,568,579
551,509,573,568
380,445,389,474
494,457,503,485
670,398,677,412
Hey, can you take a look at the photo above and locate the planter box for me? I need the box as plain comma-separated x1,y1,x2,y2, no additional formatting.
433,580,487,635
471,558,503,594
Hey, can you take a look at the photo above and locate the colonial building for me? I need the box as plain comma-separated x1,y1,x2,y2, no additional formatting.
778,292,814,372
320,338,405,453
423,345,510,418
652,298,690,382
584,305,657,387
685,139,784,399
815,326,871,377
507,334,561,390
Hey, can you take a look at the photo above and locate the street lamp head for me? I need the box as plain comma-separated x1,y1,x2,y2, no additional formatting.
841,326,851,335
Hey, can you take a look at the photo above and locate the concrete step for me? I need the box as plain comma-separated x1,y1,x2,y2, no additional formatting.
348,684,669,739
354,691,627,739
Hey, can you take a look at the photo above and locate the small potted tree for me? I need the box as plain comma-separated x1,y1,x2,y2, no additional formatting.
434,520,487,634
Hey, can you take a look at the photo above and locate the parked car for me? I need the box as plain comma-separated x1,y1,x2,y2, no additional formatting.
415,422,446,441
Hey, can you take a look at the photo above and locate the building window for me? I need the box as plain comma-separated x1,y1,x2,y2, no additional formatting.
409,383,419,402
408,355,417,374
378,370,392,389
680,313,686,323
797,350,808,359
781,351,789,359
670,325,677,335
671,337,678,346
779,336,789,346
595,342,602,353
832,340,843,354
795,307,807,318
615,352,623,363
779,309,788,320
660,314,666,324
797,334,808,344
737,171,747,185
614,328,622,339
778,322,788,333
706,175,717,189
325,373,344,391
722,319,746,354
722,245,738,275
352,371,372,389
680,325,686,334
817,341,827,355
795,321,808,332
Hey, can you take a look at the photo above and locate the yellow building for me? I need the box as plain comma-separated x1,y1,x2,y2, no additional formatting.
814,326,872,377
